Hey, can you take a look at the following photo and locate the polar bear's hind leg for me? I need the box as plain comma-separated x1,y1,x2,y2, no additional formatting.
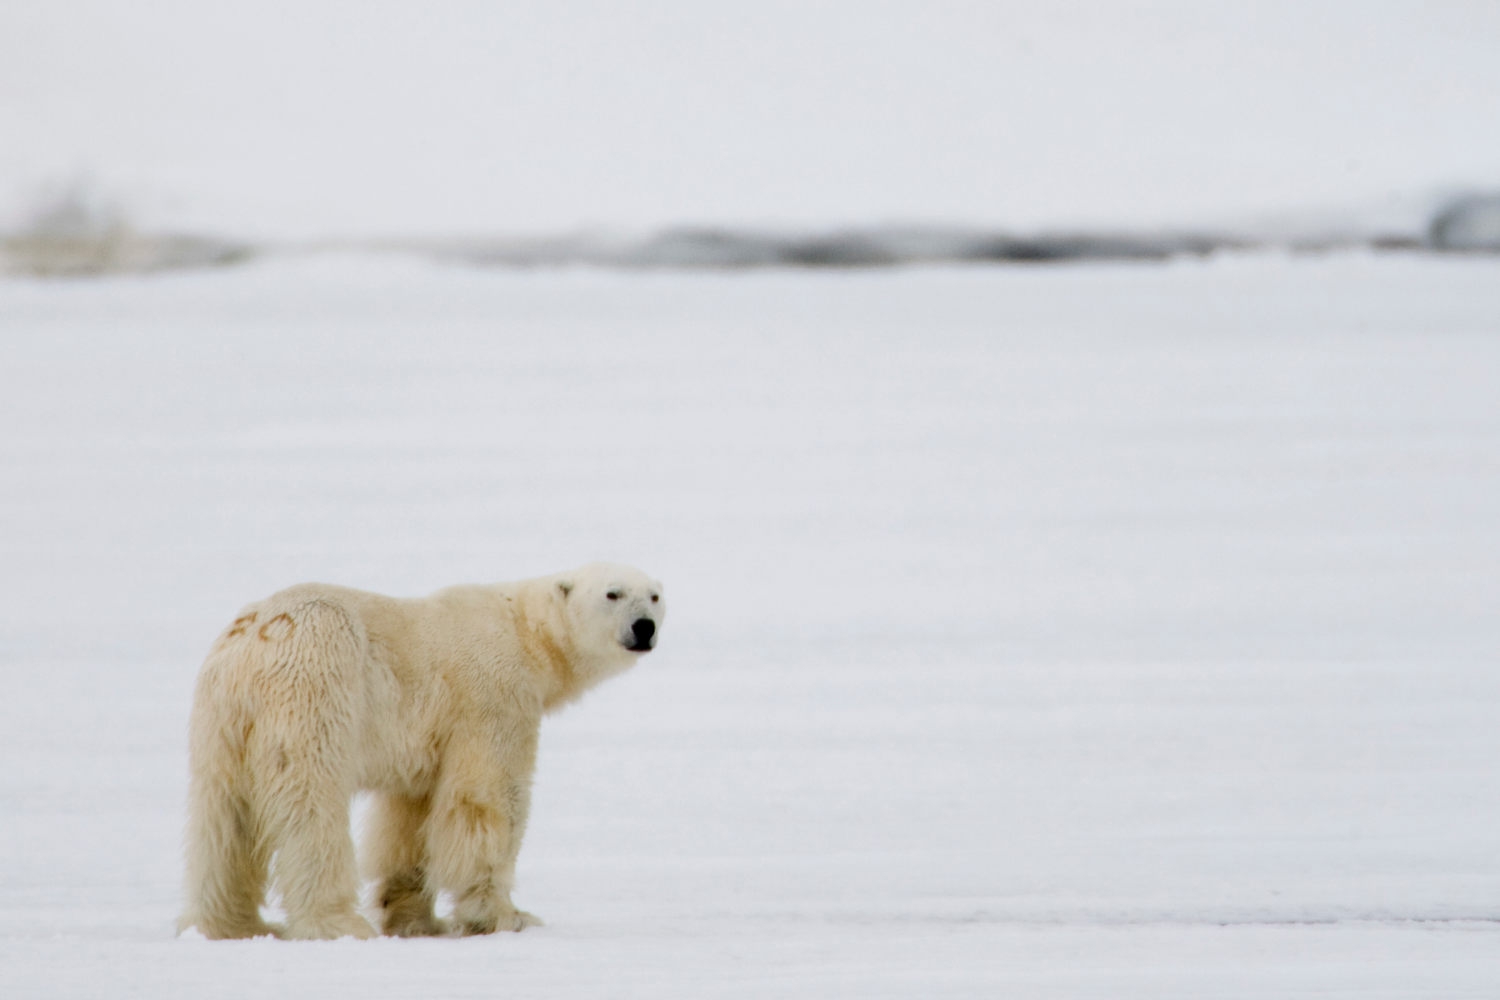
250,598,376,939
183,595,376,940
180,726,279,939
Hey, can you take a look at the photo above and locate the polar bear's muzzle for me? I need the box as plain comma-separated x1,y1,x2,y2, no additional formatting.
625,617,657,652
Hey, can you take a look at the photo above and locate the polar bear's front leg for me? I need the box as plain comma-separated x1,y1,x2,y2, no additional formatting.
428,729,543,934
365,793,446,937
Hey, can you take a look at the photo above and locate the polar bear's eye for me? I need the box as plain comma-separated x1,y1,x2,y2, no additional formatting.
606,591,621,601
650,594,659,603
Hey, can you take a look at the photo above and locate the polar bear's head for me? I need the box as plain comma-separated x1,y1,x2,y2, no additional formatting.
557,563,665,660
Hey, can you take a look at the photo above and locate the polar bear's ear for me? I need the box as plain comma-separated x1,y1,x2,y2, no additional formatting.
557,580,574,598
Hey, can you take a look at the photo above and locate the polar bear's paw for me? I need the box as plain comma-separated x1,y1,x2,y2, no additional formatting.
503,908,544,932
382,910,450,938
452,906,543,935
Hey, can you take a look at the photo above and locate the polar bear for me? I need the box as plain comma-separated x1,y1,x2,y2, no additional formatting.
179,562,664,940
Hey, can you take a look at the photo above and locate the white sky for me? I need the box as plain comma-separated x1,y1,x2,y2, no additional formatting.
2,1,1499,236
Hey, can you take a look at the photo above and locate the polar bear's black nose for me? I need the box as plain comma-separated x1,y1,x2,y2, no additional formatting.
631,618,656,646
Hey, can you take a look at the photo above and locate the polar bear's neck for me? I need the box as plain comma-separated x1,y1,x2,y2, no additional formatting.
490,584,571,708
506,583,626,712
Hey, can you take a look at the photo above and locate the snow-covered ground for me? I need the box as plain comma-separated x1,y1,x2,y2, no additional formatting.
2,251,1498,996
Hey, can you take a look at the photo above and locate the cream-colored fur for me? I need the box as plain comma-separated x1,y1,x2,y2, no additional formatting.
179,562,664,940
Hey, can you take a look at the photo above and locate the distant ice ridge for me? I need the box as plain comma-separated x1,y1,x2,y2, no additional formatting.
0,181,249,277
411,225,1238,270
2,186,1497,277
1429,193,1500,252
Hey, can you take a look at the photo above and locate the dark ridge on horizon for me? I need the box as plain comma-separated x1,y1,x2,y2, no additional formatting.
2,192,1497,278
434,225,1248,270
